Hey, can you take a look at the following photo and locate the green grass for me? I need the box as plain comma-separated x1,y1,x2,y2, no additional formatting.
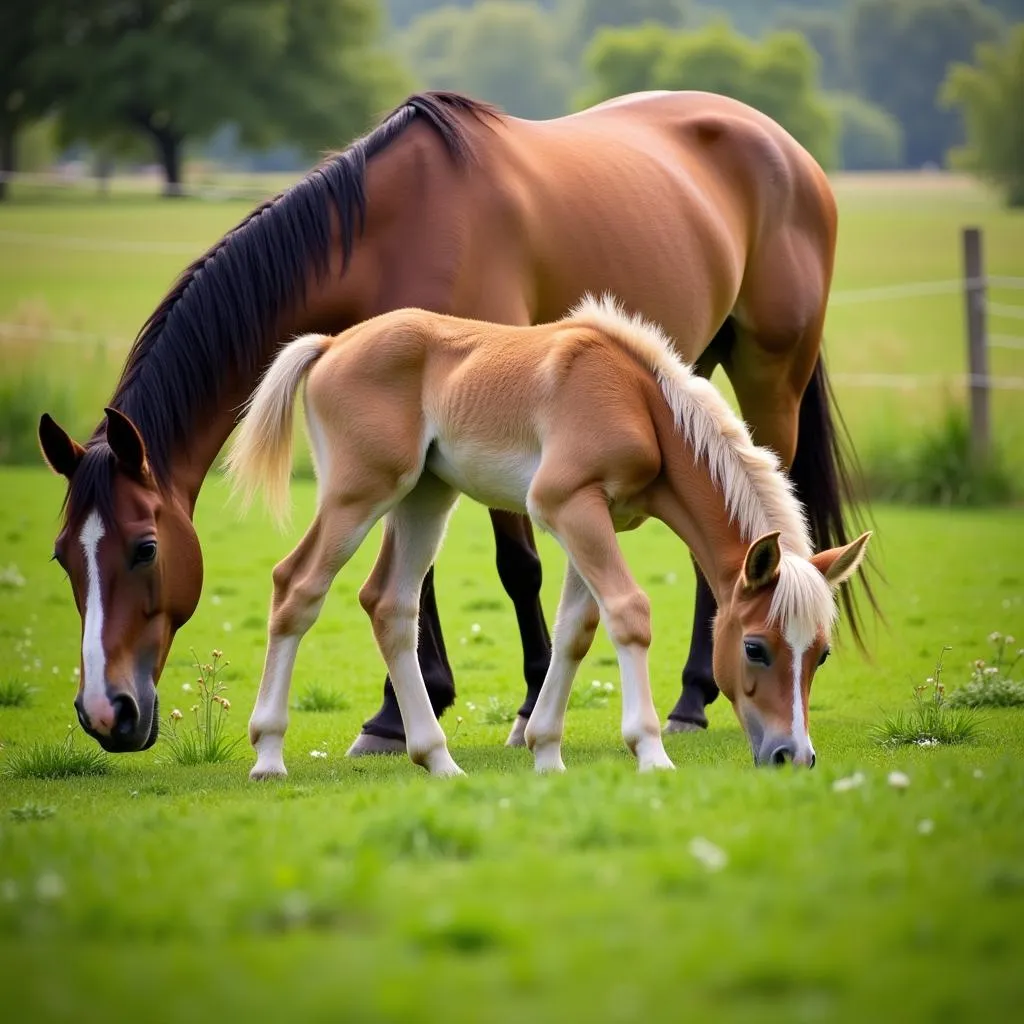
1,467,1023,1021
293,682,350,713
1,732,112,781
0,677,34,707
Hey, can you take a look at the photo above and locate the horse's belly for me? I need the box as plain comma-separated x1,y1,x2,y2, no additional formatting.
425,440,538,514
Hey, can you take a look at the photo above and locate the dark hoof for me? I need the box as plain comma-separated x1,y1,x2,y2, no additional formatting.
345,733,407,758
663,718,708,734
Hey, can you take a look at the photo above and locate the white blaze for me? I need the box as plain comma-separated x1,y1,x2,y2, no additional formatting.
79,511,108,712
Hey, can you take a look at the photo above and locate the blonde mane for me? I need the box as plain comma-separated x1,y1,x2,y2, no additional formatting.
567,293,836,640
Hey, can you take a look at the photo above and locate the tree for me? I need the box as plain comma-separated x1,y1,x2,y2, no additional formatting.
572,0,687,42
850,0,1004,168
827,93,905,170
37,0,407,194
400,3,574,120
942,26,1024,206
582,21,837,168
774,7,853,92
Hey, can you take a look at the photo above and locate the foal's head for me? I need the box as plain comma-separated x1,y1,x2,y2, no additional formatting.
39,410,202,752
713,530,871,767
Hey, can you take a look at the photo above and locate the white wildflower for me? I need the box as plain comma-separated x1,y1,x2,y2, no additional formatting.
35,873,65,901
832,771,865,793
665,572,677,585
689,836,727,872
212,594,223,605
471,623,481,634
466,702,476,712
917,819,935,836
887,771,911,790
1006,636,1015,645
182,683,193,692
310,749,328,759
989,632,1002,643
973,768,984,779
916,738,940,748
498,797,511,810
222,621,233,633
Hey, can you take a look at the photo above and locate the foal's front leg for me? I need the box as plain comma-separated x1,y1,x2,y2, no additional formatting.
249,504,379,779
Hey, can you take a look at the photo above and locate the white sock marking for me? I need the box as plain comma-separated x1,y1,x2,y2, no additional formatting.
79,511,108,712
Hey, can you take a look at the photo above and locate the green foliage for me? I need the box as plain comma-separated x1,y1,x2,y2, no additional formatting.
2,732,112,780
480,695,517,724
582,20,837,168
8,802,56,822
293,682,350,713
572,0,688,41
400,2,574,118
950,633,1024,708
568,678,616,710
35,0,408,190
863,405,1016,506
0,370,73,466
160,650,244,766
774,8,854,91
828,92,906,170
942,26,1024,207
850,0,1004,167
874,647,984,748
0,677,34,708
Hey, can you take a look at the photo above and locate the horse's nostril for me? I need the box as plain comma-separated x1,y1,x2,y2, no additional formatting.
809,753,817,769
770,745,794,766
112,695,140,738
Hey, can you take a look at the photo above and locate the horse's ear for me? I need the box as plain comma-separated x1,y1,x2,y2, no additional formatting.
104,407,149,476
741,531,782,594
811,532,872,588
39,414,85,479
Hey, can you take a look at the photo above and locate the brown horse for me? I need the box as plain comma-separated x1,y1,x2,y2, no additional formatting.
228,297,870,776
38,90,870,755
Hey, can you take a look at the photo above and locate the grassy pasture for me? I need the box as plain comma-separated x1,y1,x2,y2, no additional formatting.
1,172,1023,1020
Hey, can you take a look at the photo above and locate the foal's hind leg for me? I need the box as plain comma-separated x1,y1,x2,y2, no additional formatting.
530,486,674,772
524,563,600,773
359,474,464,777
249,502,383,779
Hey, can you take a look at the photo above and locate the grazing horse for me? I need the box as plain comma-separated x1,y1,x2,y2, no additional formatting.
227,297,870,776
38,89,871,756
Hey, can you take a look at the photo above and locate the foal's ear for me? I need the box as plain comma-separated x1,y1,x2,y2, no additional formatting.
104,407,149,476
811,531,872,588
39,414,85,479
741,531,783,593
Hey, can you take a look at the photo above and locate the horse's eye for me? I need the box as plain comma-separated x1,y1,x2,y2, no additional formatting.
818,646,831,667
133,540,157,568
743,639,771,667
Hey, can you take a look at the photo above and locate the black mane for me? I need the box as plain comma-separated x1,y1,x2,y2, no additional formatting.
72,91,497,522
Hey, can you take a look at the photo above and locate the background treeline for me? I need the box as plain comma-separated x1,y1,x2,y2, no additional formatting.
3,0,1023,203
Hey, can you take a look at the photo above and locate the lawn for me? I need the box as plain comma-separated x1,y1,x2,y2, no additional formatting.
1,466,1023,1022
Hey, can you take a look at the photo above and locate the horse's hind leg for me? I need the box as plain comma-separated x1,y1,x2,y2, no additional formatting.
249,500,384,779
359,473,463,776
530,486,674,772
524,562,600,773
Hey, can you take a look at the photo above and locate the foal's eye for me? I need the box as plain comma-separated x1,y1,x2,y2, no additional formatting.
743,639,771,667
132,540,158,568
818,646,831,667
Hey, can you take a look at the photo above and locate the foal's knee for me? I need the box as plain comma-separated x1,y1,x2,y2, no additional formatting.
603,589,652,649
560,603,601,662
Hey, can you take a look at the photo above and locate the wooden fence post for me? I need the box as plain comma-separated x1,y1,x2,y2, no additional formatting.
963,227,989,459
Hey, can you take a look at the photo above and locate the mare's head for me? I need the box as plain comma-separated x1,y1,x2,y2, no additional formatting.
713,530,871,768
39,409,202,752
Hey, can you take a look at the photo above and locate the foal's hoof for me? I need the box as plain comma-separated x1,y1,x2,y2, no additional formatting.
249,763,288,781
345,732,407,758
505,715,529,748
663,718,707,735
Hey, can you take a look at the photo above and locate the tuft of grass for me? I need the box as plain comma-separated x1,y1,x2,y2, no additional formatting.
874,646,984,747
293,682,349,713
480,696,517,725
0,676,35,707
9,802,56,822
863,405,1015,506
1,732,112,780
0,369,75,465
950,632,1024,708
568,679,616,711
159,649,243,765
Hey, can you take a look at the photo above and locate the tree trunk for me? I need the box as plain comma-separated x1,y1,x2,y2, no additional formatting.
151,127,184,197
0,123,16,203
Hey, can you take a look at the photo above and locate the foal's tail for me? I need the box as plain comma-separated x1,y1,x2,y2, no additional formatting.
226,333,329,527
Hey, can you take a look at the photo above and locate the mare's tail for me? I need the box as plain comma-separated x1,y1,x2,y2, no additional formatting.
226,333,329,527
790,356,883,650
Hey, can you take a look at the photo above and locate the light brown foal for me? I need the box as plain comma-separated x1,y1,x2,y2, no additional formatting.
229,297,870,778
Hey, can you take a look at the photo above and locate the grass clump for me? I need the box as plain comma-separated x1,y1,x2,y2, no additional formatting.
0,370,75,465
293,682,349,713
0,677,34,707
874,646,983,747
9,802,56,822
569,679,616,711
2,731,112,780
480,696,517,725
863,405,1015,506
950,632,1024,708
160,649,243,766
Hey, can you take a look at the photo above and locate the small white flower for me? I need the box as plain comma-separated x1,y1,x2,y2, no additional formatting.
170,708,183,722
459,637,467,646
591,680,602,689
917,819,935,836
650,797,663,811
456,716,464,724
498,797,511,810
222,621,233,633
925,677,934,685
887,771,911,790
665,572,677,585
466,702,476,712
916,737,940,748
989,632,1002,643
1006,636,1016,645
984,667,999,675
51,666,59,675
832,772,865,793
309,749,328,759
973,768,984,779
689,836,727,872
471,623,481,634
212,594,223,605
603,682,614,693
36,873,65,901
182,683,192,692
72,667,80,678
